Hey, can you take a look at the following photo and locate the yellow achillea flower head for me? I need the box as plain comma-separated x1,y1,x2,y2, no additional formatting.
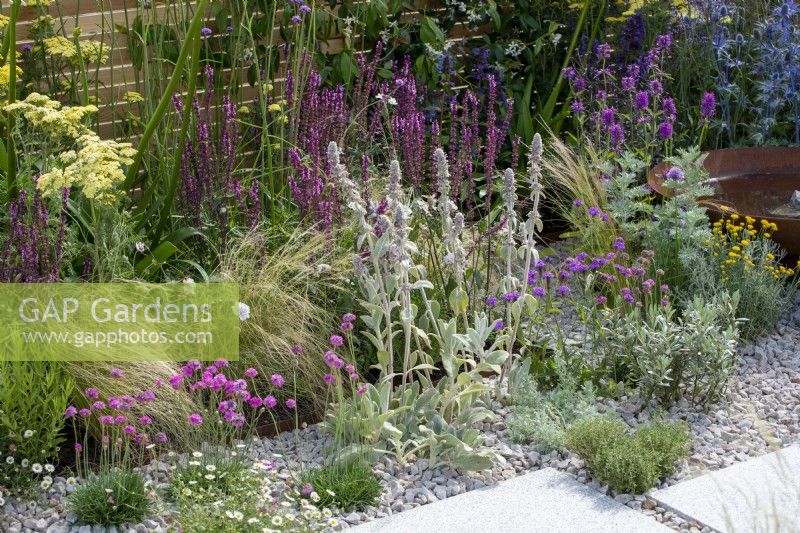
38,133,136,204
5,92,98,139
123,91,144,103
43,36,109,65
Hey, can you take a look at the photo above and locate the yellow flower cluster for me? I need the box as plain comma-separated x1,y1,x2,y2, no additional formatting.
22,0,53,6
710,212,795,281
122,91,144,103
38,134,136,204
0,63,23,91
0,14,10,30
43,36,109,65
598,0,694,21
5,93,135,204
5,92,98,139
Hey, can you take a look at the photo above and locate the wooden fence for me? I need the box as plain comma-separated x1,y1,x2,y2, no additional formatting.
13,0,480,139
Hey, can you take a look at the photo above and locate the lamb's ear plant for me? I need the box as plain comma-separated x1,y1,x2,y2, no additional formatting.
328,141,510,471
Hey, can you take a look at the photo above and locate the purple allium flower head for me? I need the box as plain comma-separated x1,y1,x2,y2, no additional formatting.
329,335,344,347
588,207,601,217
188,413,203,426
99,415,114,425
299,4,311,13
573,199,585,207
123,425,136,434
340,321,354,332
271,373,286,388
114,415,126,424
613,237,625,251
92,401,105,410
79,408,91,417
263,395,277,409
486,295,498,307
345,364,355,374
323,373,336,385
504,291,520,302
665,166,685,181
542,272,555,280
155,432,168,444
291,14,301,24
248,396,262,409
660,284,669,293
200,27,212,37
342,313,357,323
139,416,153,425
634,91,649,110
658,122,673,139
596,295,608,306
349,373,359,381
493,319,504,330
285,398,297,409
110,368,124,378
244,368,258,378
557,285,570,297
65,405,77,418
291,345,304,355
700,92,716,118
85,388,100,399
532,287,546,298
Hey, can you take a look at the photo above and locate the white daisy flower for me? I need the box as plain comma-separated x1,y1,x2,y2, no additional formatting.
238,302,251,321
44,464,54,473
66,477,77,486
40,479,52,490
6,457,14,464
271,515,283,526
192,451,203,458
205,464,217,472
204,474,215,480
21,459,29,468
23,430,34,438
31,463,43,473
233,511,243,521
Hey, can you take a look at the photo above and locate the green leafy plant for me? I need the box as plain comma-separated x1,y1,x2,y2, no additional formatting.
0,362,73,494
68,470,152,526
508,359,597,452
567,416,690,494
301,458,381,512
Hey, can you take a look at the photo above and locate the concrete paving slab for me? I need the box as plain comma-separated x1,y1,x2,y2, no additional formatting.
652,444,800,533
350,467,672,533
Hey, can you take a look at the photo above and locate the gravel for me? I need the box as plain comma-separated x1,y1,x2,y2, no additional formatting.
3,295,798,533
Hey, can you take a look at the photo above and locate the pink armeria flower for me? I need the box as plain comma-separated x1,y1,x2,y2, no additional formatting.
168,374,183,389
139,416,153,425
79,408,91,417
285,398,296,409
110,368,124,378
85,388,100,399
244,368,258,378
271,373,286,388
263,395,278,409
329,335,344,347
92,401,106,411
188,413,203,426
64,406,77,418
123,425,136,434
155,432,168,444
357,385,368,395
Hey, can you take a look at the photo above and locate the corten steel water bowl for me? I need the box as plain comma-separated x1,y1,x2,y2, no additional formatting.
649,147,800,257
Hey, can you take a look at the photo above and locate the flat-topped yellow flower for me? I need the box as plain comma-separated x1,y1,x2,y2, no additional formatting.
38,133,136,204
43,36,109,65
5,92,98,139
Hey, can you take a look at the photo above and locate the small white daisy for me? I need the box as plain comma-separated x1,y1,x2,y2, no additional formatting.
23,430,34,438
44,464,54,473
271,515,283,526
31,463,43,473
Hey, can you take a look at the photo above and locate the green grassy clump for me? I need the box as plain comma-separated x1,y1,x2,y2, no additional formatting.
566,416,690,494
301,458,381,512
68,471,152,526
